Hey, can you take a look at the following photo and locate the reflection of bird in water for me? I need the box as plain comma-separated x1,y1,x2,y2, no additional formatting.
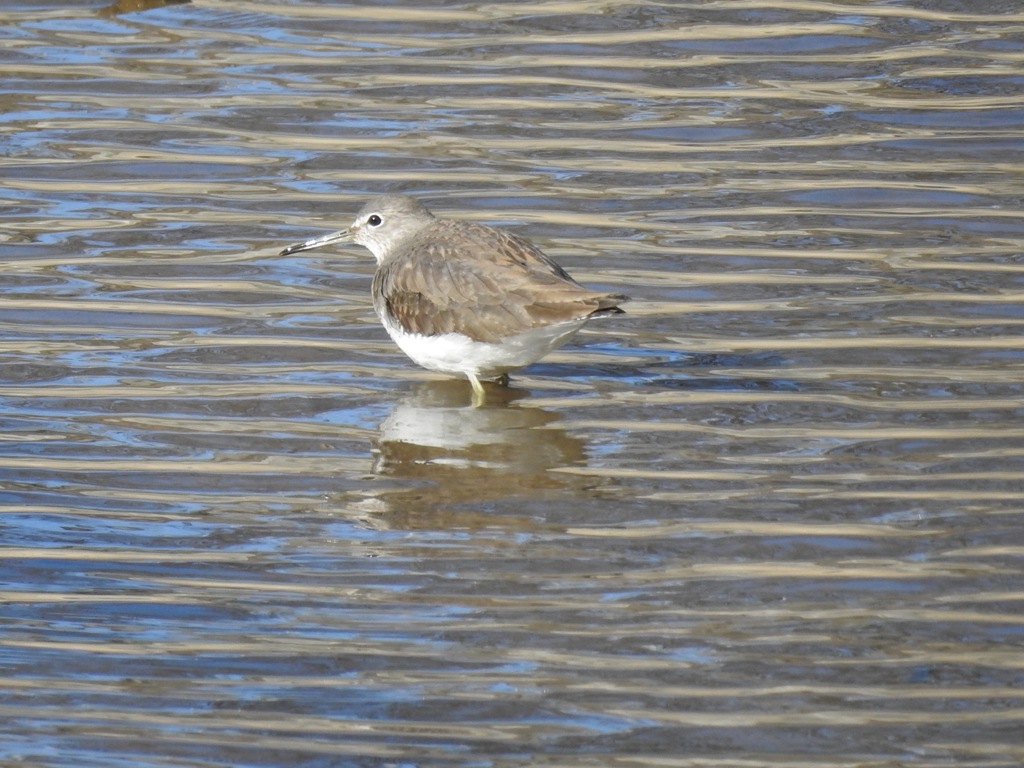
351,381,596,530
99,0,190,17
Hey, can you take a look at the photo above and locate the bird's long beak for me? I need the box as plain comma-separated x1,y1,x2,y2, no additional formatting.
279,228,352,257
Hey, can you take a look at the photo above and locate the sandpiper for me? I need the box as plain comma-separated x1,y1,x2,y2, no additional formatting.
280,194,627,403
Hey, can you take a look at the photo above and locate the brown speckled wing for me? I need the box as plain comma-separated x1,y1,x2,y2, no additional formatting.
372,221,625,343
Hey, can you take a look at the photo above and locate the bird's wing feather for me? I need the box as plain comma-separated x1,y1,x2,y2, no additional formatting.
373,221,623,343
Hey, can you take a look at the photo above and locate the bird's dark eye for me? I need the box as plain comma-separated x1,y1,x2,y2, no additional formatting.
368,214,382,226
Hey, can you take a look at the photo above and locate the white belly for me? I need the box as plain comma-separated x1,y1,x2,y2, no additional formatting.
380,314,587,381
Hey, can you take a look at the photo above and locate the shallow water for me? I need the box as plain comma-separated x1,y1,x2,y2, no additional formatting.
2,0,1024,766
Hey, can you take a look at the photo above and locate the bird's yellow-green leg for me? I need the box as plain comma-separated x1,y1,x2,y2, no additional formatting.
467,373,486,407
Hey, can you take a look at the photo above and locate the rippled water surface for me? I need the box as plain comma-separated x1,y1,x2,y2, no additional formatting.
3,0,1024,765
